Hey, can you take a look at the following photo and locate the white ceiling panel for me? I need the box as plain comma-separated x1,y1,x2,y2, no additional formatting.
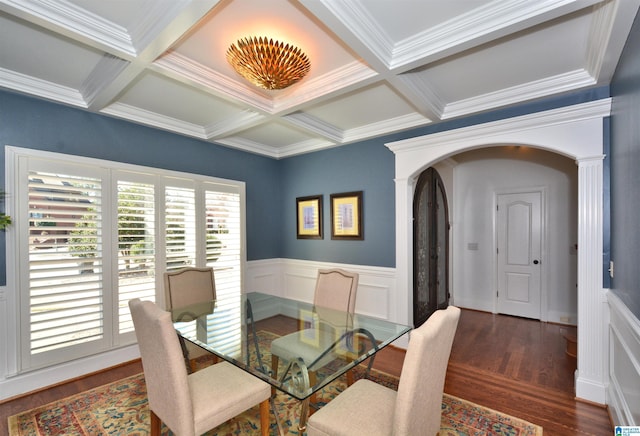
0,12,103,88
418,9,593,104
303,83,422,130
114,71,246,127
0,0,637,158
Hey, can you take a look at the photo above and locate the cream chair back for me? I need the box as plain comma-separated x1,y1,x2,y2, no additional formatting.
392,305,461,435
129,298,195,435
164,267,216,321
313,268,359,313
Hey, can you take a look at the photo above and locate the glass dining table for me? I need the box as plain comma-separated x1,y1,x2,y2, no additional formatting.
171,291,411,434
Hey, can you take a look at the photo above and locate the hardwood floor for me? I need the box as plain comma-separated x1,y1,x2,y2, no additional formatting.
0,308,611,435
444,309,611,436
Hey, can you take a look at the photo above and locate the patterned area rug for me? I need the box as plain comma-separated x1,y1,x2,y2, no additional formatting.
9,332,543,435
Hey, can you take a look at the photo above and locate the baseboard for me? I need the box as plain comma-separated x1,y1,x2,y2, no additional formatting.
0,345,140,402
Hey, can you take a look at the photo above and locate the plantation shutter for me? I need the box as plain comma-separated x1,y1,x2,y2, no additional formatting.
26,168,107,368
117,180,156,334
202,186,242,356
12,147,246,373
165,186,196,271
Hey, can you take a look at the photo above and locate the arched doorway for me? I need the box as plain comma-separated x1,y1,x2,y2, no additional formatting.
413,167,449,327
386,100,610,404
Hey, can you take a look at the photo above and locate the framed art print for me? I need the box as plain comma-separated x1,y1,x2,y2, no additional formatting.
330,191,363,240
296,195,323,239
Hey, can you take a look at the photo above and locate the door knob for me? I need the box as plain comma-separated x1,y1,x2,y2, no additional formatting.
533,260,539,265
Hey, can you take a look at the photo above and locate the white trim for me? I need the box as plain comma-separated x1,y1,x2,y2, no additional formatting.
386,99,611,404
4,146,245,187
0,345,140,402
245,258,406,347
607,291,640,426
2,145,246,396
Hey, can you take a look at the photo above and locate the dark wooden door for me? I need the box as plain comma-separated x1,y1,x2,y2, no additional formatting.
413,167,450,327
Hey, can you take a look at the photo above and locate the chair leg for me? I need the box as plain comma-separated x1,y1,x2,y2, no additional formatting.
176,332,193,374
346,367,354,386
271,355,279,396
150,410,161,436
259,399,270,436
271,354,279,378
309,370,318,405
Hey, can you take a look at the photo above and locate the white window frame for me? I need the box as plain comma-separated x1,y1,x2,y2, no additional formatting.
3,146,247,374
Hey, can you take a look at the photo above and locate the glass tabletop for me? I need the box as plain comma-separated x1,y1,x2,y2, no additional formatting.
172,291,411,401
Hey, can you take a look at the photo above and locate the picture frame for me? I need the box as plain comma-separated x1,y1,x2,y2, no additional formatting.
296,195,323,239
330,191,363,240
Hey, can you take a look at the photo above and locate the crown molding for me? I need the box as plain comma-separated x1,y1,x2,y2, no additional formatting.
274,138,338,159
331,0,602,71
318,0,394,66
585,0,640,83
126,0,190,52
204,111,266,139
153,52,274,114
283,113,344,143
387,98,612,154
443,69,596,119
343,113,430,144
216,134,337,159
213,137,280,159
271,61,378,114
1,0,135,56
396,73,446,119
0,67,86,107
101,101,207,139
81,54,130,107
155,52,378,117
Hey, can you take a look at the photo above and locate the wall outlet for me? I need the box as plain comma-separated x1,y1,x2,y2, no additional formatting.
609,260,614,278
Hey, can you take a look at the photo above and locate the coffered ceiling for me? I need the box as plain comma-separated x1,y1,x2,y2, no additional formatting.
1,0,638,158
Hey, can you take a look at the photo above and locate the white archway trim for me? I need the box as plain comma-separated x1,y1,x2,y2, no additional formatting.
386,98,611,404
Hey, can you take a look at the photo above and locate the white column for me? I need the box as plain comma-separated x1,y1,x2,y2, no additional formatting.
393,176,413,336
575,155,607,403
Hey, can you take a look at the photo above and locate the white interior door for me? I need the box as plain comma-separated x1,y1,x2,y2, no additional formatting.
496,191,543,319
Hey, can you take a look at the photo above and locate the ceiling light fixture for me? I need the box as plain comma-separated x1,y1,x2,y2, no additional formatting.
226,36,311,90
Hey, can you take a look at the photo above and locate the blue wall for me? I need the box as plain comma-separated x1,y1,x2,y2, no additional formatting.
610,10,640,319
278,86,611,268
0,91,282,284
1,82,613,285
280,140,396,267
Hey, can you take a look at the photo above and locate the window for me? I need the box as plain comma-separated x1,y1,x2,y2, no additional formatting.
9,147,245,372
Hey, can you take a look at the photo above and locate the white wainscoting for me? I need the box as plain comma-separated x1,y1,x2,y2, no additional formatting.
0,259,400,401
607,292,640,426
246,258,399,324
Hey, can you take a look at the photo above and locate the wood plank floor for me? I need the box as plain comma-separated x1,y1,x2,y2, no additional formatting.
0,308,612,435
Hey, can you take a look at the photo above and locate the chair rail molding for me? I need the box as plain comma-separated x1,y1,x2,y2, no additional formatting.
386,99,611,404
245,258,405,347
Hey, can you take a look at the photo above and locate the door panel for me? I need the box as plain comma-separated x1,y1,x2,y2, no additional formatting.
497,191,542,319
413,167,449,327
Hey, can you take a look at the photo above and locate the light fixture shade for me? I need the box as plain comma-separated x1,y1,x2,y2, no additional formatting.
226,36,311,90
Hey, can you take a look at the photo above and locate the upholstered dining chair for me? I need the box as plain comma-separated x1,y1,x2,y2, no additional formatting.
164,267,216,321
164,267,217,372
129,298,271,436
270,268,359,396
306,305,461,436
